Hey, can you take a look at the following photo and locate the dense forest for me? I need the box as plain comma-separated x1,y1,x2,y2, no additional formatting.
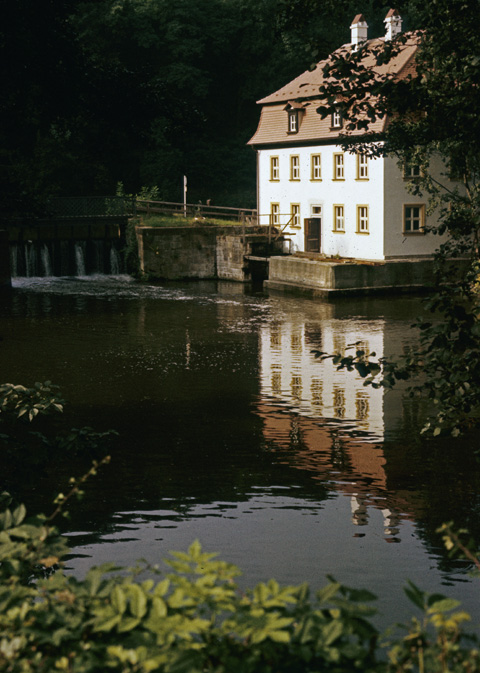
1,0,415,213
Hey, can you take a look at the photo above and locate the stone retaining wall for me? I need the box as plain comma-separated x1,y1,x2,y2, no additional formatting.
136,225,282,281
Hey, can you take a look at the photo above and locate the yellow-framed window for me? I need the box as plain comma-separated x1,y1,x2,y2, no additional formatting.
403,204,425,233
356,205,369,233
270,202,280,226
311,154,322,180
270,156,279,181
356,153,368,180
333,204,345,232
333,153,344,180
290,203,300,227
290,155,300,180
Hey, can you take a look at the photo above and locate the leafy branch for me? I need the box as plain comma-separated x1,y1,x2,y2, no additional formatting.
46,455,111,524
0,381,64,422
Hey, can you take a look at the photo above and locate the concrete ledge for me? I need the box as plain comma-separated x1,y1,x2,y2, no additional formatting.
264,278,432,299
265,255,466,297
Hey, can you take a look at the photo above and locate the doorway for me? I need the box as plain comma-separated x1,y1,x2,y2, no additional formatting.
305,206,322,252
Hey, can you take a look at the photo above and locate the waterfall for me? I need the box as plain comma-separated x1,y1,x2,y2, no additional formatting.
9,244,18,277
25,242,37,277
40,244,53,276
110,246,121,274
9,239,125,278
74,242,86,276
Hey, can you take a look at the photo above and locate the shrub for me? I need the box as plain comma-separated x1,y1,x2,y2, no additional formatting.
1,491,480,673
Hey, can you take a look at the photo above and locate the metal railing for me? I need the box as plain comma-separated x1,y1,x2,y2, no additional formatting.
257,213,297,243
136,199,257,223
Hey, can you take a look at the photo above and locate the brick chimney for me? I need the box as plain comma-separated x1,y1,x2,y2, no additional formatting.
350,14,368,50
384,8,402,40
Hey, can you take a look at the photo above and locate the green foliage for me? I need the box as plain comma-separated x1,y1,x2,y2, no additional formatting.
314,279,480,437
2,495,480,673
437,522,480,575
0,382,116,503
2,0,377,210
54,427,119,457
314,0,480,437
386,581,478,673
2,386,480,672
0,381,64,423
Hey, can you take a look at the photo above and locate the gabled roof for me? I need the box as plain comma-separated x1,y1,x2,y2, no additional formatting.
248,33,419,147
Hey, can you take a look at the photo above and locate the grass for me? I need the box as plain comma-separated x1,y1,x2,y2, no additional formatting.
135,214,246,228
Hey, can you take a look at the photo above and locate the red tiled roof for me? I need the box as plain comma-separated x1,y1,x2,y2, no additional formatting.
248,34,419,147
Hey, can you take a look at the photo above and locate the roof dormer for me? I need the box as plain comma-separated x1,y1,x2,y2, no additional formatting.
350,14,368,51
284,101,305,134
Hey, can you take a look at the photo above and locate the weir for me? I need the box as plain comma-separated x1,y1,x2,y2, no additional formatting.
9,239,124,278
3,196,129,278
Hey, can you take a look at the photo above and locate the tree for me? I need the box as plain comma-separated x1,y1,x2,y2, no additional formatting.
1,0,383,211
313,0,480,436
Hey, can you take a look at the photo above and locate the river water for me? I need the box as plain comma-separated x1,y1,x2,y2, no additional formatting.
1,275,480,629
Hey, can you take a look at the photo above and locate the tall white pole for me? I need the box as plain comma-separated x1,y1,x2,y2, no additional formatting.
183,175,187,218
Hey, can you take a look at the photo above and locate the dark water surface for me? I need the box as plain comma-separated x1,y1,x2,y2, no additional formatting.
2,275,480,629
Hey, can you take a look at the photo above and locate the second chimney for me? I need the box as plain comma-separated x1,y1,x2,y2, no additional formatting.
384,9,402,40
350,14,368,50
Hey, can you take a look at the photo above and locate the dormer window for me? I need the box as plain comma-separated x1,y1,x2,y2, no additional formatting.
285,101,304,133
332,109,343,129
288,110,298,133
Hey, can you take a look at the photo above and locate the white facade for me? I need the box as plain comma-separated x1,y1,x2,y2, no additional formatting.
257,145,449,260
258,310,405,439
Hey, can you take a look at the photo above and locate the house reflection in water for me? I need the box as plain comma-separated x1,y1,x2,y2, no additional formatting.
255,308,418,543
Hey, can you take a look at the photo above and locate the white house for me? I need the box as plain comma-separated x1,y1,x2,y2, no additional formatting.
248,10,451,261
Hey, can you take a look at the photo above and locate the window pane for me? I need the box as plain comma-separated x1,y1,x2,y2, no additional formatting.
358,206,368,232
290,156,300,180
290,204,300,226
334,205,345,231
358,154,368,179
334,154,344,179
270,203,279,226
312,154,321,179
270,157,279,180
404,205,423,231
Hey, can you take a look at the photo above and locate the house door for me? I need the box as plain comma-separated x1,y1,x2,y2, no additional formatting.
305,217,321,253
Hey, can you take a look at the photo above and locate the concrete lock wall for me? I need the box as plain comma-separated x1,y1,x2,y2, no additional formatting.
265,255,467,297
137,227,217,279
216,235,250,281
136,226,271,281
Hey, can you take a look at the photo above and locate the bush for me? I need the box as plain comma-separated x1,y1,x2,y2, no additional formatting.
2,383,479,672
1,492,480,673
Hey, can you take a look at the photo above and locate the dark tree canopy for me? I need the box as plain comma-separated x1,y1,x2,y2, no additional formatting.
1,0,411,213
